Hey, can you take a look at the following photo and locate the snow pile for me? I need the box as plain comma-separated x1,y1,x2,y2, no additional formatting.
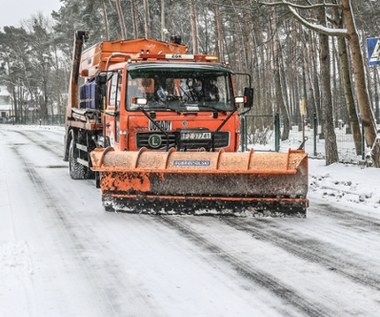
308,159,380,215
283,125,380,215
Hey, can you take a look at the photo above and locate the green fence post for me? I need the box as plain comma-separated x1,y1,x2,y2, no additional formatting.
313,113,318,157
240,116,246,152
275,113,280,152
361,120,365,160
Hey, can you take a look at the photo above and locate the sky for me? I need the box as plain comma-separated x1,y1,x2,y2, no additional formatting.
0,0,61,29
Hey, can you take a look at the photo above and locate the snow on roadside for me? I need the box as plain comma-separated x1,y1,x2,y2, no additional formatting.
308,158,380,217
286,125,380,217
0,124,65,132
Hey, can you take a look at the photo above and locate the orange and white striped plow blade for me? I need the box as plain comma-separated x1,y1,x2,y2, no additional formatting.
90,147,309,216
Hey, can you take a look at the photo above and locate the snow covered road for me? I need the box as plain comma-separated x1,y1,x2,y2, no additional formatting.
1,125,380,317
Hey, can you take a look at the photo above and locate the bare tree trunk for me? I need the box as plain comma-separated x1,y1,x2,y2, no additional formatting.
375,68,380,124
213,5,223,61
332,37,339,127
231,13,244,75
43,77,49,123
272,15,290,140
341,0,377,148
101,0,110,40
201,6,209,53
319,8,339,165
312,35,322,130
189,0,198,54
337,35,362,155
114,0,126,39
243,13,255,76
160,0,165,41
302,31,317,129
131,0,138,39
143,0,150,38
230,1,248,74
279,44,291,121
12,86,18,123
251,31,262,116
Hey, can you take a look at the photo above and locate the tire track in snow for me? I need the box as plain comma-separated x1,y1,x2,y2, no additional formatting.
315,203,380,230
13,130,63,159
156,216,332,317
222,217,380,292
9,143,158,316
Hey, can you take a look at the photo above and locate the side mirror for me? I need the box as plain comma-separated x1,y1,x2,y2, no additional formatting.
235,88,254,109
233,72,253,109
96,72,108,85
243,87,253,109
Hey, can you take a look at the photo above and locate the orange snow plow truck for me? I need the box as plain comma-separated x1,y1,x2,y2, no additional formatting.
63,31,308,216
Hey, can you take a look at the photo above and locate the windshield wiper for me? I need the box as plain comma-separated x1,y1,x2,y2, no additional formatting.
137,106,171,150
143,100,180,113
166,104,181,112
195,104,228,114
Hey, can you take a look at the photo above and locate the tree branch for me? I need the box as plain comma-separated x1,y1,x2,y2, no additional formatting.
256,0,340,10
285,4,347,37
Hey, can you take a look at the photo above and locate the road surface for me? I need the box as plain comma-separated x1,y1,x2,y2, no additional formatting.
0,125,379,317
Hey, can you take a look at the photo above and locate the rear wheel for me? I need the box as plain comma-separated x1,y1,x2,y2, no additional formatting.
69,136,90,179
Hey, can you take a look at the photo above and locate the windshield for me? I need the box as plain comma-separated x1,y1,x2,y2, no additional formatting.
126,67,235,112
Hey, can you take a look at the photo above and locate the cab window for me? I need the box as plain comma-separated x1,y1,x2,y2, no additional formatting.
109,71,122,109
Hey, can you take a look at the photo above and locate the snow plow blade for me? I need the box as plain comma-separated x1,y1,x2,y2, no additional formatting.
90,148,308,216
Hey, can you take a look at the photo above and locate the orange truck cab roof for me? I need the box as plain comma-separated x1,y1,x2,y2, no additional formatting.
80,38,190,78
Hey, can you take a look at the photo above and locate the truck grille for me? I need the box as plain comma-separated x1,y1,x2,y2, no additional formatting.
136,131,230,150
136,132,177,149
214,131,230,148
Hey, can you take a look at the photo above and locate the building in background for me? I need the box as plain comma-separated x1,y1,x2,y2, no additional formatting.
0,85,13,123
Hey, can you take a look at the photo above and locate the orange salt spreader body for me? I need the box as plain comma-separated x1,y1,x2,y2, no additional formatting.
64,31,309,216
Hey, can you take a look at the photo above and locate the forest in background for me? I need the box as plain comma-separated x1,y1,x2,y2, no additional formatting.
0,0,379,165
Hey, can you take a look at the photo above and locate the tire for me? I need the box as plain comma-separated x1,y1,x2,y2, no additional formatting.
102,195,115,212
95,172,101,188
69,136,90,179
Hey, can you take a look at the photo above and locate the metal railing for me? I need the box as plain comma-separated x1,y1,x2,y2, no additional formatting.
240,113,280,152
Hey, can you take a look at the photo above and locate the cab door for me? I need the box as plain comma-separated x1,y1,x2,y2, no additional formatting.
104,71,122,149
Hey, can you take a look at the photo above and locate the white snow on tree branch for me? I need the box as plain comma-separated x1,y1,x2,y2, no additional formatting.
286,4,348,37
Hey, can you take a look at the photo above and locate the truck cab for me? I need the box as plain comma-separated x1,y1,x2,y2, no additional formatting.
102,60,243,153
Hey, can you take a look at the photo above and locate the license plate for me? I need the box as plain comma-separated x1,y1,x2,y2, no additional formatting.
149,120,172,131
181,132,212,140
